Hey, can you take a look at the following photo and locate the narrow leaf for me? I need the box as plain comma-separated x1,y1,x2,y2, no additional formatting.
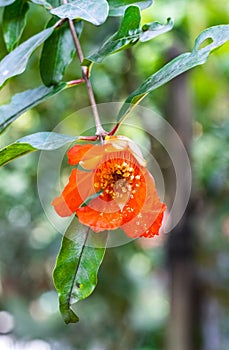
53,218,107,323
0,143,36,167
0,132,77,167
48,0,61,6
0,0,16,6
117,24,229,122
50,0,109,26
0,83,66,132
84,8,173,65
85,6,140,64
0,27,54,88
40,19,83,86
30,0,53,10
18,132,77,149
3,0,29,52
140,17,173,42
108,0,153,16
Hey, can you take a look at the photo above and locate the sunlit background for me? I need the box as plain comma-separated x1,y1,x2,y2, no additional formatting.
0,0,229,349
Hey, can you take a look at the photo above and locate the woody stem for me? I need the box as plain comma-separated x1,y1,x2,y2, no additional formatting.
61,3,106,138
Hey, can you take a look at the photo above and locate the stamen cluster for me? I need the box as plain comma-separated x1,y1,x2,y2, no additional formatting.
94,159,141,201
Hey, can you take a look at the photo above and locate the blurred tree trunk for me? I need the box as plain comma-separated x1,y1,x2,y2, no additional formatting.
164,47,201,350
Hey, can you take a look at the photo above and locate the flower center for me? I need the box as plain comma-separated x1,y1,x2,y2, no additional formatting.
94,159,141,208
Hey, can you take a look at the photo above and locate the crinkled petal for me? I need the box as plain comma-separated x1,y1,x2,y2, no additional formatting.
78,145,105,170
52,169,93,217
139,205,166,238
67,144,94,165
122,205,166,238
76,197,122,232
105,136,146,166
121,170,166,237
120,169,147,222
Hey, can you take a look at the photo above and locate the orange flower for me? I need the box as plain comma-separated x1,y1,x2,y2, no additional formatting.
52,136,166,238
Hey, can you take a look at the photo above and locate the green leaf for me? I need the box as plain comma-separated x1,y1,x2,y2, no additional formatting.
53,218,107,323
0,132,77,167
18,132,77,149
3,0,29,52
0,143,36,167
0,83,66,133
140,17,173,42
30,0,53,10
83,9,173,66
88,5,140,64
113,5,141,38
117,24,229,122
40,19,83,86
0,0,16,6
108,0,153,16
0,26,54,88
50,0,109,25
47,0,61,7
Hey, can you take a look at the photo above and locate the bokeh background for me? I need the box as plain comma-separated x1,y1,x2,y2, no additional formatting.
0,1,229,349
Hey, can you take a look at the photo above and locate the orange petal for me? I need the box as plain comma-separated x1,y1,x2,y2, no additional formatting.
67,144,94,165
76,197,122,232
139,205,166,238
78,144,105,170
104,136,146,166
121,167,147,222
122,205,166,238
121,170,166,238
52,196,74,217
52,169,93,217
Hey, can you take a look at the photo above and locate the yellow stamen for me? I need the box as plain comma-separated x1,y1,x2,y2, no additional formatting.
94,159,141,209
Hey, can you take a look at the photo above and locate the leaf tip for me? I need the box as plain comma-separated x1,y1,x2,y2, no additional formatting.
62,308,79,324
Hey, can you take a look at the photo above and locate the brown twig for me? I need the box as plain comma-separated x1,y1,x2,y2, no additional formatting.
61,0,107,139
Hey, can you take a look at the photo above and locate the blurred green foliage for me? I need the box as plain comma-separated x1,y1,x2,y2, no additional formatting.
0,1,229,349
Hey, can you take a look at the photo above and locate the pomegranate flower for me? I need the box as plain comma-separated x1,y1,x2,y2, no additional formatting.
52,136,166,238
